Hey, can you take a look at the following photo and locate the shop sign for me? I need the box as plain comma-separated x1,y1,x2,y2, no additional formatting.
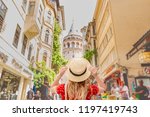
104,65,116,75
144,67,150,75
0,51,8,63
139,52,150,63
12,59,23,70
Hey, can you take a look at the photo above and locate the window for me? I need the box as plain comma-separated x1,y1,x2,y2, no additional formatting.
22,0,27,11
103,35,108,48
13,25,21,48
72,42,75,48
0,0,7,32
107,26,113,40
45,30,49,43
28,44,33,61
43,52,47,63
21,35,28,55
36,48,39,62
28,1,35,15
76,42,79,48
38,5,42,23
67,43,70,48
47,11,52,24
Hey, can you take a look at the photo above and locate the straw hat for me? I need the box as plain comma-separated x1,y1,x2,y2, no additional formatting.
66,58,91,82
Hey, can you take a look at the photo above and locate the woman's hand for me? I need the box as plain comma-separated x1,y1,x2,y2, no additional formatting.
89,66,99,77
58,66,68,77
51,66,68,88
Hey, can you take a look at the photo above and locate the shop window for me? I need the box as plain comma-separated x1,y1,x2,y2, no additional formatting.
28,1,35,15
0,0,7,32
0,71,20,100
22,0,27,11
45,30,49,43
21,35,28,55
43,52,47,63
28,44,33,61
13,24,21,48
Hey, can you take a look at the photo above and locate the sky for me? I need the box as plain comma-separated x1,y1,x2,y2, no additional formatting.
59,0,97,36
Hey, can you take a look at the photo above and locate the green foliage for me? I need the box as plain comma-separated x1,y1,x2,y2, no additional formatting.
84,49,96,62
52,21,68,73
30,61,56,88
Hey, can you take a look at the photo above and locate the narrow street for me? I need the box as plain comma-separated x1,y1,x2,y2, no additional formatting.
0,0,150,100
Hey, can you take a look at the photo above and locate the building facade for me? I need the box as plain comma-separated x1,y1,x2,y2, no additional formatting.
84,21,97,66
0,0,65,100
63,22,83,60
92,0,150,93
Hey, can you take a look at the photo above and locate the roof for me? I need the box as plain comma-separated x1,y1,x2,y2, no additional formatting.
68,20,82,36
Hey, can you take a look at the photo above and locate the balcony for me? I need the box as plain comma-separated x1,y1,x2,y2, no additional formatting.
24,0,41,39
24,15,40,39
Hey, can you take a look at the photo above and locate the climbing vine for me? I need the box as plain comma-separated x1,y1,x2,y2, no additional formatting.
52,21,67,73
30,61,56,88
84,49,96,62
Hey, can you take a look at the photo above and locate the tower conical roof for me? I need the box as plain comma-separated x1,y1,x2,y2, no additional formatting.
68,20,75,35
68,20,81,36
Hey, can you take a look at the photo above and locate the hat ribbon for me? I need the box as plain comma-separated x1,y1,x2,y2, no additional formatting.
69,68,87,76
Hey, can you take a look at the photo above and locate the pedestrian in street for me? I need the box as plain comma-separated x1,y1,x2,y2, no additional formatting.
33,90,41,100
51,58,106,100
129,93,138,100
40,79,49,100
27,88,34,100
111,82,120,100
119,81,129,100
135,80,149,100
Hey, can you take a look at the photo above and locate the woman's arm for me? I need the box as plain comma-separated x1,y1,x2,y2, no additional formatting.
94,75,106,91
90,67,106,91
51,67,68,87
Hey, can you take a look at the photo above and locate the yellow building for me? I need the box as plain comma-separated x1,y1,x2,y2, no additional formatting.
93,0,150,92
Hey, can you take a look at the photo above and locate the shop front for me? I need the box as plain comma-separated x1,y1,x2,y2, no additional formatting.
102,64,128,92
0,50,33,100
126,29,150,99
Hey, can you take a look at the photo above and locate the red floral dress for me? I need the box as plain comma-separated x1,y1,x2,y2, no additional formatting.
56,84,99,100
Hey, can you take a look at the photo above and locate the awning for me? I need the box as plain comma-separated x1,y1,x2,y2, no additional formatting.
126,30,150,60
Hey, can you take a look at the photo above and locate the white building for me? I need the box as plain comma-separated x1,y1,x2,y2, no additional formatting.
0,0,65,100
